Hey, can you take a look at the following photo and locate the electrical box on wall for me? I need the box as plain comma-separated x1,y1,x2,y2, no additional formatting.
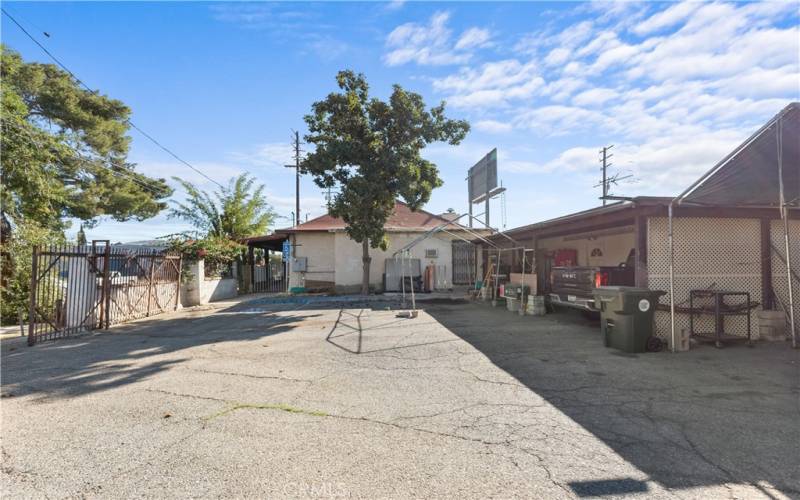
292,256,308,272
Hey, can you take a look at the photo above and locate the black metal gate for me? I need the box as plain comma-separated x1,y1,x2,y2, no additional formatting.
28,241,181,345
452,241,476,285
252,259,287,293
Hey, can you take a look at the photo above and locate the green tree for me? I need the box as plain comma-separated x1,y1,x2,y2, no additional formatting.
168,173,276,240
302,70,469,294
0,46,172,324
0,46,172,231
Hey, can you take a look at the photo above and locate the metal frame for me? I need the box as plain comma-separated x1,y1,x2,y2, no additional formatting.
669,106,797,351
28,243,182,345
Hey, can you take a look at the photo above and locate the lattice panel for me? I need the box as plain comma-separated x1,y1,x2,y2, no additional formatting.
648,217,762,340
770,219,800,336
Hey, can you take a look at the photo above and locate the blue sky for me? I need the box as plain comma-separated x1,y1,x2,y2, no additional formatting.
3,1,798,242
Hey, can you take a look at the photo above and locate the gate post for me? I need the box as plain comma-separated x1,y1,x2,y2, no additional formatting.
28,245,39,346
103,244,111,329
146,257,155,317
175,255,183,310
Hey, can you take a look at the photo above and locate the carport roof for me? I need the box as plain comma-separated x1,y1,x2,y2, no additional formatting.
481,196,671,243
680,102,799,208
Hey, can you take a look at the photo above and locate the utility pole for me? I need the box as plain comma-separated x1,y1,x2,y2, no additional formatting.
284,131,302,226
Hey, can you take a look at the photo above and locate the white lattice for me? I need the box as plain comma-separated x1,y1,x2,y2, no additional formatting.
648,217,762,340
770,219,800,336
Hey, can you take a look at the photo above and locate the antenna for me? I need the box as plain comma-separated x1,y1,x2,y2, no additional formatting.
596,145,635,204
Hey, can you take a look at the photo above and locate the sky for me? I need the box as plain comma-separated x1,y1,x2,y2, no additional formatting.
2,1,798,242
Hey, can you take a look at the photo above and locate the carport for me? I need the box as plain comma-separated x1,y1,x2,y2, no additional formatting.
479,103,799,350
242,233,289,293
668,102,799,350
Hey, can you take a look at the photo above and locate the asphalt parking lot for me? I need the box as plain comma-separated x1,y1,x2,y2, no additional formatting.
1,296,798,499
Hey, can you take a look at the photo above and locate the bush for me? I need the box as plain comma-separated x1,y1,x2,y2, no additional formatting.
0,221,64,325
166,236,243,279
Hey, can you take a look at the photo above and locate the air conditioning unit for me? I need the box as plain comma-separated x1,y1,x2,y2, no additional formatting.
425,248,438,259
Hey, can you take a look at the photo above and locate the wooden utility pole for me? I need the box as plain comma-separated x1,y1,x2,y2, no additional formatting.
285,131,302,226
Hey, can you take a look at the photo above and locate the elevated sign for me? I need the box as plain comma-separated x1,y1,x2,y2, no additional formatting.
468,148,498,203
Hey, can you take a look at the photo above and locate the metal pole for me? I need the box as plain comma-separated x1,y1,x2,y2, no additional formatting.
401,254,406,309
175,255,183,310
146,257,155,317
295,131,301,225
28,245,39,346
409,251,416,312
493,248,501,306
602,147,608,206
519,248,526,316
776,118,796,348
668,201,676,353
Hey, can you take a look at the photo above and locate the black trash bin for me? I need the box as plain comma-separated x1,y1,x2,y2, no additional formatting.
592,286,666,353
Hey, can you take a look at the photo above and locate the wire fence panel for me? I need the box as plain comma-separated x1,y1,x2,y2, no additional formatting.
28,242,181,345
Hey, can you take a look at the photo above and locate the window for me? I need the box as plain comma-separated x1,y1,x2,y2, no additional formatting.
425,248,438,259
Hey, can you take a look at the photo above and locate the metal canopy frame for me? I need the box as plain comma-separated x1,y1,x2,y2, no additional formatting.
389,210,529,307
668,104,798,352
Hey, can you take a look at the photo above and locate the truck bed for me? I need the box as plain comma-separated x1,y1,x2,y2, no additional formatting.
549,265,635,310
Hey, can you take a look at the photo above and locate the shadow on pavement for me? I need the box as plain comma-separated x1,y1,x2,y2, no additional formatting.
0,299,333,401
424,302,800,497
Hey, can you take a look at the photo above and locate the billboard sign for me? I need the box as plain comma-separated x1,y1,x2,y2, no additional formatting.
468,148,498,203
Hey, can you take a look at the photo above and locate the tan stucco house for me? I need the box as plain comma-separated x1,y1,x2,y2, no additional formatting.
277,201,486,294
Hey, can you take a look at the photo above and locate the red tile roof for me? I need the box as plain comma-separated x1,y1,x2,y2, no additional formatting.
282,201,457,232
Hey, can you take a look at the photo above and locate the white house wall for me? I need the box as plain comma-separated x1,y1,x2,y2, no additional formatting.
288,232,336,289
288,230,466,292
333,231,456,291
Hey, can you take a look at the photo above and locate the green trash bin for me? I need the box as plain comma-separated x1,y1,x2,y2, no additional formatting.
592,286,666,353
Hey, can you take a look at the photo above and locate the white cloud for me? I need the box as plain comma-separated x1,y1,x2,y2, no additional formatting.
544,47,570,66
572,88,618,107
425,0,798,198
474,120,512,134
632,1,701,35
229,142,295,169
385,0,405,12
383,12,492,66
433,60,543,108
455,27,492,50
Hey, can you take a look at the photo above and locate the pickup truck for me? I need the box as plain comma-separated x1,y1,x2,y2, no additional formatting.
548,249,635,311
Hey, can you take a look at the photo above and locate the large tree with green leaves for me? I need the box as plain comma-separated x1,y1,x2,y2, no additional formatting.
168,173,275,240
0,46,172,324
302,70,469,294
0,46,172,232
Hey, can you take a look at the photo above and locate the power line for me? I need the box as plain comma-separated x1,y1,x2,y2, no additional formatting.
3,119,169,197
1,7,223,189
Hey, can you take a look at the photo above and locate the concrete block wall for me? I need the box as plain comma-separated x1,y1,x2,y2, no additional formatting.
181,259,239,307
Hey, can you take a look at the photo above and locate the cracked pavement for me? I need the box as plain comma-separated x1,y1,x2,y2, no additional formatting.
1,297,798,499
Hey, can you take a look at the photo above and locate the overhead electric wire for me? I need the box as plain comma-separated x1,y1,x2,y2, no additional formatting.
1,7,224,189
3,119,169,197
